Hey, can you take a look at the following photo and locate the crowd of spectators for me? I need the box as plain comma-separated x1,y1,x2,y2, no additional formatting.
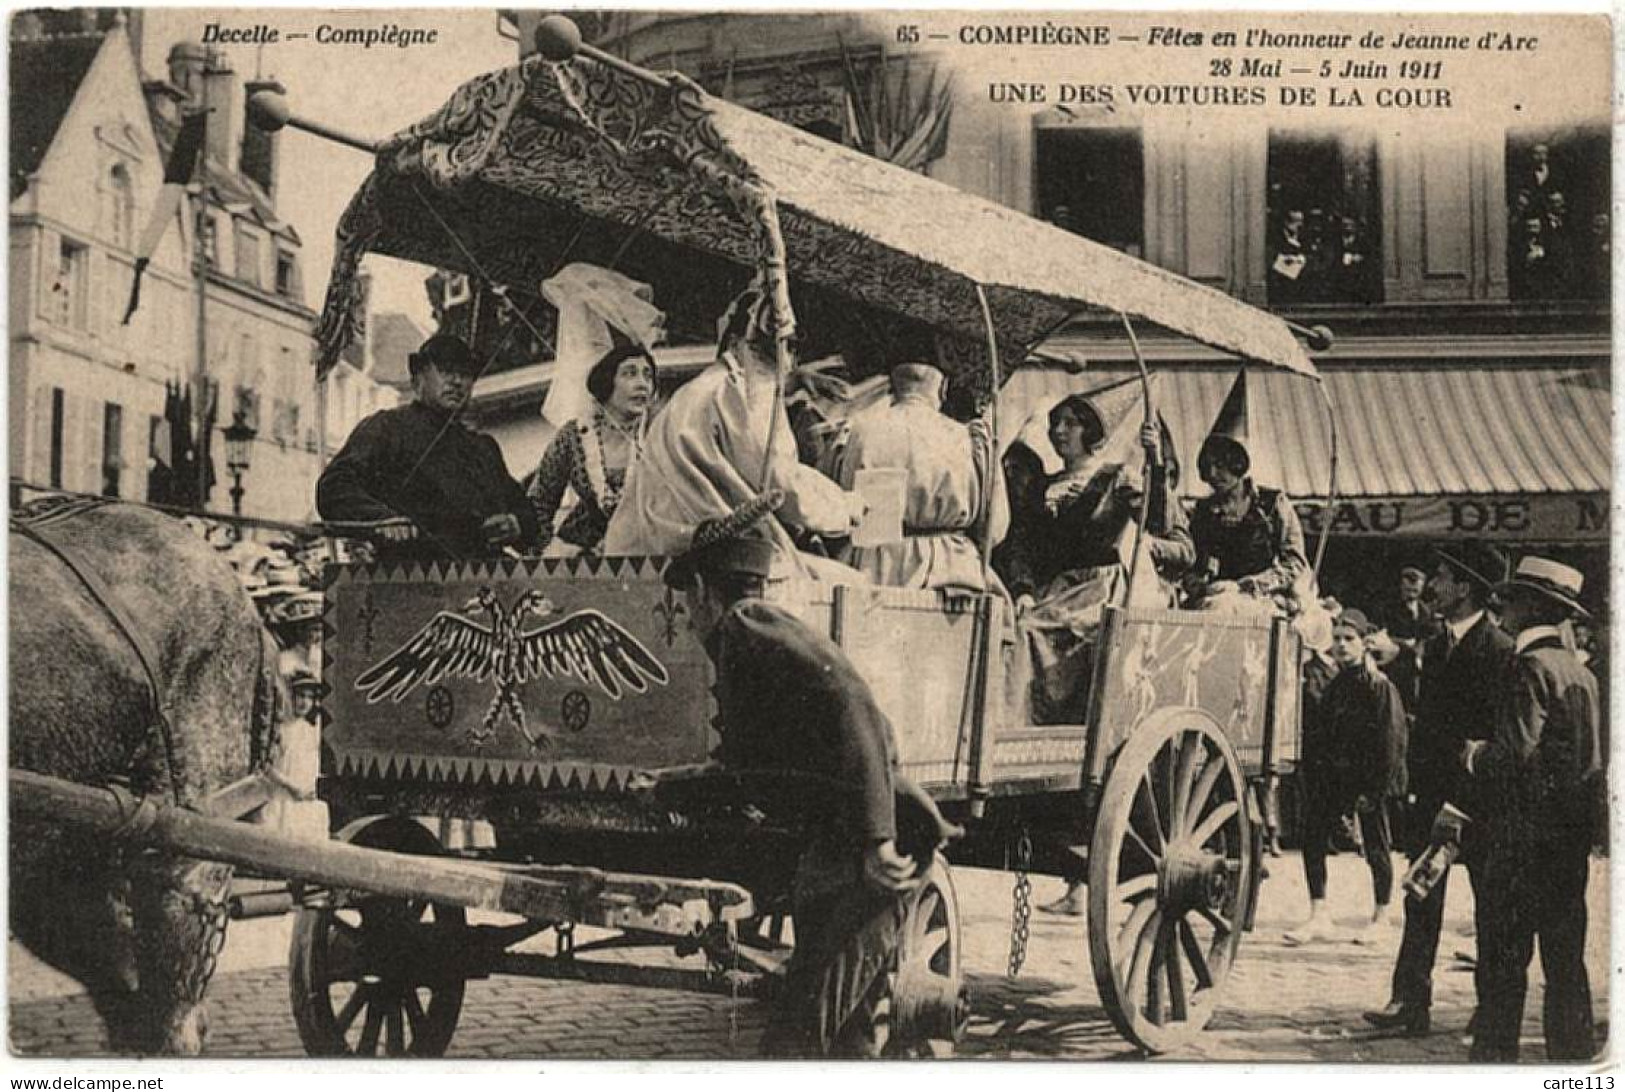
1508,143,1610,302
1267,206,1381,305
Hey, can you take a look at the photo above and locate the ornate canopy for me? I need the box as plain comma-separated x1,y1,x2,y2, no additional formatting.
316,53,1317,390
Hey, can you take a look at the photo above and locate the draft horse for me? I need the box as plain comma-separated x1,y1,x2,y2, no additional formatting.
10,498,282,1054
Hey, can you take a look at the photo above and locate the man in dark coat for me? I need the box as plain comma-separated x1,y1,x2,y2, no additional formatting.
663,493,957,1057
1289,609,1407,943
1460,556,1601,1062
317,334,539,564
1365,544,1511,1035
1374,564,1433,717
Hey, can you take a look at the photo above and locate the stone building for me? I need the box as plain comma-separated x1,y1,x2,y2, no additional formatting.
8,10,397,523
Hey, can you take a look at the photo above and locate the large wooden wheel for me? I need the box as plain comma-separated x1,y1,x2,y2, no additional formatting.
289,816,468,1057
1088,708,1254,1054
884,855,967,1056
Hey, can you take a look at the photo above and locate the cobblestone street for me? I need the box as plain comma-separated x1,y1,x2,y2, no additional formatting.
10,855,1610,1062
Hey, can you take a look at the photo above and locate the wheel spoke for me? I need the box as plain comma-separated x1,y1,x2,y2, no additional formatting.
402,988,428,1042
385,1002,406,1055
1181,753,1225,838
1178,919,1214,990
1123,908,1161,1005
1116,899,1159,981
357,997,385,1056
1124,823,1162,867
1197,904,1234,936
1145,921,1166,1025
1137,772,1167,850
1117,873,1158,904
1171,733,1201,832
334,984,369,1035
1163,919,1188,1022
1189,800,1240,849
1161,740,1179,836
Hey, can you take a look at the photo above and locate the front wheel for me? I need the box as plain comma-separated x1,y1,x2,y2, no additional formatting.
288,816,468,1057
1087,708,1254,1053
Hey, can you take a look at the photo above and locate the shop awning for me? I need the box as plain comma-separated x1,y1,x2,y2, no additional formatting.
999,358,1611,540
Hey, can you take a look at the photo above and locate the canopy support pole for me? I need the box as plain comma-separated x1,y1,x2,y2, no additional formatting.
1118,312,1155,597
973,285,1002,584
1313,381,1340,578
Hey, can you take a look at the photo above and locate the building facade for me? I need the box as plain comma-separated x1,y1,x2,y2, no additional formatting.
8,11,397,524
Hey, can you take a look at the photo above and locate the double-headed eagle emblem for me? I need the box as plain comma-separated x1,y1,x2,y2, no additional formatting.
355,587,669,748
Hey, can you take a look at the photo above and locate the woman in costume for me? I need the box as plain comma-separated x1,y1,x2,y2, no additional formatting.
527,343,657,556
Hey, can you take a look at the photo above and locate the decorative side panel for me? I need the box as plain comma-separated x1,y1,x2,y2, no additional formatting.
324,559,712,788
1085,608,1277,779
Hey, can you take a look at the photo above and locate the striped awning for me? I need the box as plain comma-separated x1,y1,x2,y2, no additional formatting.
998,358,1611,501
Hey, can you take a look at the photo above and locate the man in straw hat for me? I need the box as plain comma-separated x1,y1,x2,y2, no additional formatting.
662,490,957,1056
1457,555,1600,1061
1365,543,1511,1036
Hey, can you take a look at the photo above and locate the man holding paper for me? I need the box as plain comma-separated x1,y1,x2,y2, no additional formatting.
832,364,1005,592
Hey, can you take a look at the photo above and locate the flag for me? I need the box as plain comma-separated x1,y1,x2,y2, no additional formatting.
122,109,207,325
198,379,219,502
171,382,197,507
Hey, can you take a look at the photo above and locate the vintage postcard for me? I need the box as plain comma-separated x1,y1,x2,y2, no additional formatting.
7,4,1612,1073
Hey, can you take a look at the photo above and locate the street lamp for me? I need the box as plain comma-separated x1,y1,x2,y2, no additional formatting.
223,410,257,517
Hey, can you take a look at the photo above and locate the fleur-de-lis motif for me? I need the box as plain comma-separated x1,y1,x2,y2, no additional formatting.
357,591,381,655
653,586,687,647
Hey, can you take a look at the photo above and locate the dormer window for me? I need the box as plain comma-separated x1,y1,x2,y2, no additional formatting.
234,224,262,287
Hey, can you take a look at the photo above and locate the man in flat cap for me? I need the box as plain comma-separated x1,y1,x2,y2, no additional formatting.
662,491,957,1056
1365,543,1511,1035
317,334,538,564
1459,556,1600,1061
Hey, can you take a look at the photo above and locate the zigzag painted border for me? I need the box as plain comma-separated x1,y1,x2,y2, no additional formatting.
323,556,673,585
331,746,641,793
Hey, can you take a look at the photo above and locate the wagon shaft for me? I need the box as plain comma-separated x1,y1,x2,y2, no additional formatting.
10,770,754,936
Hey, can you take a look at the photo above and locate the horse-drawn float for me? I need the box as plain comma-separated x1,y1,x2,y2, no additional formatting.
10,16,1335,1058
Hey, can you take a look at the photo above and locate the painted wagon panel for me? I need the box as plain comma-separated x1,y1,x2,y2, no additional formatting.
768,583,990,792
323,559,713,788
1083,606,1301,787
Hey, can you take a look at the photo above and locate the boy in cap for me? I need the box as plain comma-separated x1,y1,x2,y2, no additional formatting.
317,334,538,564
1458,556,1600,1061
662,491,957,1056
1289,607,1408,943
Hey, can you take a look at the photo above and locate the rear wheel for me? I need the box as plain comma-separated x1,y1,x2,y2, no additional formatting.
884,855,967,1057
1088,708,1253,1053
288,816,468,1057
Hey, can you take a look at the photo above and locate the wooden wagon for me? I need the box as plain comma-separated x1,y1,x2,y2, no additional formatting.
13,15,1335,1058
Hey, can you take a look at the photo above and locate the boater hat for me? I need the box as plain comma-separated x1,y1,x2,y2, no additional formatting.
1494,555,1590,619
662,490,784,590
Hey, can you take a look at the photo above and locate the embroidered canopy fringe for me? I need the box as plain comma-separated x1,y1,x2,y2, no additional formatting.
314,53,1318,388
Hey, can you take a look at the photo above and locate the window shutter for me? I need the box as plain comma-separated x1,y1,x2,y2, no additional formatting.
36,230,56,321
59,393,85,492
30,385,53,484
